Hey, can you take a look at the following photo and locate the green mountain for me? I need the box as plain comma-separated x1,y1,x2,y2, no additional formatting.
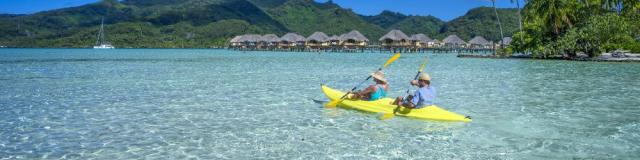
387,16,445,38
0,0,289,48
247,0,288,9
441,7,519,41
259,0,384,39
361,11,445,38
361,11,408,29
0,0,520,48
362,7,518,41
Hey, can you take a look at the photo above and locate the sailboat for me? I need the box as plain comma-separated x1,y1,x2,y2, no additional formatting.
93,17,115,49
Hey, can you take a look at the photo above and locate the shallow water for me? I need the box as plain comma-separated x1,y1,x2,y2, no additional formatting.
0,49,639,159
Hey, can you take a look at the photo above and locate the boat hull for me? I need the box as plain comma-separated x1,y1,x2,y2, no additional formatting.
321,85,471,122
93,44,115,49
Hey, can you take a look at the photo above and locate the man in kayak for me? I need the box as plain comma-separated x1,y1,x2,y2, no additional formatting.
350,71,389,101
392,73,436,109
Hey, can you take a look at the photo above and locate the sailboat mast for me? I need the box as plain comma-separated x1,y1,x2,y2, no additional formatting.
100,18,105,45
93,17,114,48
95,19,101,45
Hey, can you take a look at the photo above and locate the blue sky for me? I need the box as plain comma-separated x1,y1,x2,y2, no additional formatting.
0,0,525,21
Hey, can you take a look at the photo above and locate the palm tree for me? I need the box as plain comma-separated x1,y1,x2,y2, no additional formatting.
579,0,640,16
622,0,640,13
511,0,525,44
492,0,505,50
523,0,576,37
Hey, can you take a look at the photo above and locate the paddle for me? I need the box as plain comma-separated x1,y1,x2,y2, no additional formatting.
312,99,328,104
380,57,428,120
325,53,401,108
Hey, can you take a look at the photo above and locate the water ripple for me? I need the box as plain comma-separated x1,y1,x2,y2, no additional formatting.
0,49,639,159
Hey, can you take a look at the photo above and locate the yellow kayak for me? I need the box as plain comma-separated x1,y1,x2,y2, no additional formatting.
321,85,471,122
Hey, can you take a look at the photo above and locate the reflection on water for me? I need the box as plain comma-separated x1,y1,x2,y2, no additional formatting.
0,49,639,159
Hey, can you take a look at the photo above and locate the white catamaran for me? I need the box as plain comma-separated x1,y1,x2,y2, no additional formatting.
93,18,115,49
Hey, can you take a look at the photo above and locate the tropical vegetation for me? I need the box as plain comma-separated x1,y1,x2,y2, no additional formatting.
509,0,640,58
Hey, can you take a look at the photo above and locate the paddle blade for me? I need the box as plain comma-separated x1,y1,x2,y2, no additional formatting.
379,113,395,120
324,99,340,108
383,53,401,68
312,99,328,104
418,58,428,72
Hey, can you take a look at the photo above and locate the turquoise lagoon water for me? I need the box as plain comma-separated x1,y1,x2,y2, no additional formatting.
0,49,639,159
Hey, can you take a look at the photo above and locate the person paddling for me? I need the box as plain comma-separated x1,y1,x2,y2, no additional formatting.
392,73,436,109
350,71,389,101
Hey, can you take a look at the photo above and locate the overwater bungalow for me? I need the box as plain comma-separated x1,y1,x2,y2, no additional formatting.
443,35,467,49
239,34,262,49
279,33,306,49
306,32,330,49
431,39,444,48
468,36,491,49
379,30,411,51
328,35,340,48
229,35,243,48
340,30,369,49
259,34,280,49
409,33,432,49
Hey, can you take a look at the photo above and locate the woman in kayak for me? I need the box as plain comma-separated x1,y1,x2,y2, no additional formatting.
392,73,436,109
350,71,389,101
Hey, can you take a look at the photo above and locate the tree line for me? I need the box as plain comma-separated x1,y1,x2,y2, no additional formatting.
506,0,640,58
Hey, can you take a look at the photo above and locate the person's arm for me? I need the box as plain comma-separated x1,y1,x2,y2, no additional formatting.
353,85,375,97
410,80,418,87
404,90,421,108
358,85,376,95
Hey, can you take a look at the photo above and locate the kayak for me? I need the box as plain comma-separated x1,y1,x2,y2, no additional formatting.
321,85,472,122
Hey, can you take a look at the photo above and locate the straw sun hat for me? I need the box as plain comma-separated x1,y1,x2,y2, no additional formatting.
371,71,387,82
418,73,431,81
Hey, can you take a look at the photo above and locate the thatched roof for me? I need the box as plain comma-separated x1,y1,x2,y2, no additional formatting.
260,34,280,43
379,29,410,41
328,35,340,41
306,32,329,42
340,30,369,42
443,35,466,45
280,33,306,42
238,34,262,43
409,34,432,43
230,36,243,43
500,37,513,45
469,36,490,45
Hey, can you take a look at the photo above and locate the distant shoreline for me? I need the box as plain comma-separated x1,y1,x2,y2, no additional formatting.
2,48,639,63
0,47,227,50
458,53,640,63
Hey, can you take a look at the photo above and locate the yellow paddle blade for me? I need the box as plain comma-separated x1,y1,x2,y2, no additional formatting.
324,99,340,108
379,113,395,120
418,57,428,72
382,53,401,68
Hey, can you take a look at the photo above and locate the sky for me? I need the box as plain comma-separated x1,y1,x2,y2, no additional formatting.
0,0,525,21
